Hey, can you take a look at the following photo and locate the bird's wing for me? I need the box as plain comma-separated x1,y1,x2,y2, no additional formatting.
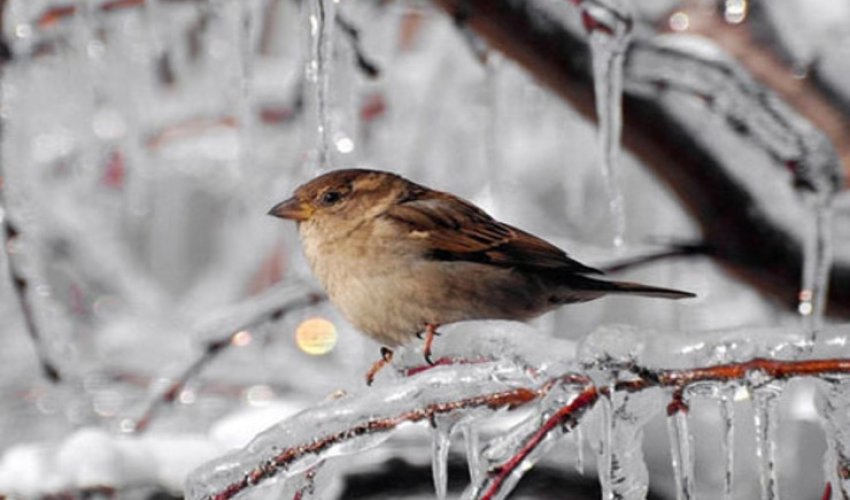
383,189,602,275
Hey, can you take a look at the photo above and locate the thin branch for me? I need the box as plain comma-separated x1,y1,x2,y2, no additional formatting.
599,242,709,274
336,13,381,79
132,289,324,433
0,219,61,382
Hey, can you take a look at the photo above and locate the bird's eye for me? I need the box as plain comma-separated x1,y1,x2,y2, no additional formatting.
320,191,343,206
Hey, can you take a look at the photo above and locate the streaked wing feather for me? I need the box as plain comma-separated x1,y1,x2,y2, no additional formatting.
383,190,602,275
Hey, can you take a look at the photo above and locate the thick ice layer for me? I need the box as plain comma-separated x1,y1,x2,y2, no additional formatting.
388,320,577,380
185,361,537,500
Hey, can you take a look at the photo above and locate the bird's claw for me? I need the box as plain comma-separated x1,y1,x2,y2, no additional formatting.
365,347,394,386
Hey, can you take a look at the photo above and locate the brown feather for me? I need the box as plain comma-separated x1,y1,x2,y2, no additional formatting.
383,186,603,276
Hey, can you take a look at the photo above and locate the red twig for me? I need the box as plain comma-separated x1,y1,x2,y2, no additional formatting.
479,385,599,499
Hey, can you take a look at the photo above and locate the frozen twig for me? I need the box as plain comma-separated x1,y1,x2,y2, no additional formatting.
476,356,850,499
599,241,708,274
191,378,539,499
192,343,850,500
335,13,381,79
132,285,324,433
0,219,61,382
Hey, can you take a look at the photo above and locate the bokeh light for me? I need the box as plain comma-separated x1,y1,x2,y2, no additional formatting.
295,317,337,356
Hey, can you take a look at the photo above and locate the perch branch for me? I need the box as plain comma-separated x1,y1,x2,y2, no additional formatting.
428,0,850,317
208,386,539,500
199,353,850,500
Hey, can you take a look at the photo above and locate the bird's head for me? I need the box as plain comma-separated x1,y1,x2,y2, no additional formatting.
268,168,407,231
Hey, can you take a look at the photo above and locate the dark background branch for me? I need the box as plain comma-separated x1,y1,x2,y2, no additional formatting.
430,0,850,317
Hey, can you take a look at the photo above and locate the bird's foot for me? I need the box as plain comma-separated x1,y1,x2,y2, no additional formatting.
422,323,440,365
365,347,394,386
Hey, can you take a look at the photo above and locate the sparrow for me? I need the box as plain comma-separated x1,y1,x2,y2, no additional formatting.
269,169,694,383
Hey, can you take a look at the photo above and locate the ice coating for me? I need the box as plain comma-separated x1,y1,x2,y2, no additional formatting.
623,33,843,342
627,34,843,197
184,361,537,499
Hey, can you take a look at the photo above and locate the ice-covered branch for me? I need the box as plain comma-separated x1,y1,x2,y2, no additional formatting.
133,283,324,433
186,323,850,500
186,363,541,500
0,218,61,382
428,0,850,317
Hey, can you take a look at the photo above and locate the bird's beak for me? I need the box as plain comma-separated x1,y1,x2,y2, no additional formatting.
268,197,314,221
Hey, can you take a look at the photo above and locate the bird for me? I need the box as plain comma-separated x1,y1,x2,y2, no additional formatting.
269,168,695,384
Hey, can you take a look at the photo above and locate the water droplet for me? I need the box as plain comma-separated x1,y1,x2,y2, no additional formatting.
669,12,689,32
232,330,253,347
723,0,748,24
15,24,32,39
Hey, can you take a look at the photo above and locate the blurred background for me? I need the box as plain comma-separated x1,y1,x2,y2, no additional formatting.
0,0,849,498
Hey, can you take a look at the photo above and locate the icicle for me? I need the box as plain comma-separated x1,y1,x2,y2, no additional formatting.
596,393,614,499
305,0,337,172
753,387,782,500
816,379,850,499
432,419,453,500
590,388,658,500
799,195,834,342
574,423,585,475
666,402,695,500
462,422,483,486
578,0,632,249
719,390,735,500
237,0,258,151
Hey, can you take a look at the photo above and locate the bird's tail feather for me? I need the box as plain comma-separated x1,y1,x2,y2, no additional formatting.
568,275,696,300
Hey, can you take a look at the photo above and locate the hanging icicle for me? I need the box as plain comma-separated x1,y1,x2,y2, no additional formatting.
753,385,782,500
305,0,337,172
575,0,633,249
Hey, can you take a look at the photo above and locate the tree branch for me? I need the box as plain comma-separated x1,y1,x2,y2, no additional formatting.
429,0,850,317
